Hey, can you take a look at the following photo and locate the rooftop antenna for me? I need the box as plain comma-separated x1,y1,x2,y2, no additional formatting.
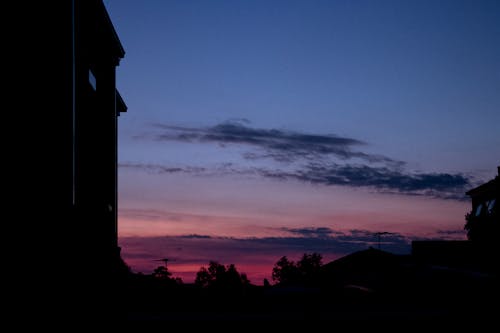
153,258,177,266
374,232,392,250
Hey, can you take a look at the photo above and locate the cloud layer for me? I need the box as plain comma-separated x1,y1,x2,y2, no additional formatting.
129,121,472,200
152,122,400,165
262,163,470,200
119,229,413,282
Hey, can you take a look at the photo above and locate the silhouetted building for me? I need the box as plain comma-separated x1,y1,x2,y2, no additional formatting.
19,0,128,320
413,167,499,273
465,167,499,223
463,166,499,245
71,0,126,275
412,240,477,268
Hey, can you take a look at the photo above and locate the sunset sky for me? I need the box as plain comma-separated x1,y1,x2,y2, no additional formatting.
104,0,500,284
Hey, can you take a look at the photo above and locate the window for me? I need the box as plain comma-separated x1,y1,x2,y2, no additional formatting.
89,69,96,90
487,199,496,214
475,204,483,216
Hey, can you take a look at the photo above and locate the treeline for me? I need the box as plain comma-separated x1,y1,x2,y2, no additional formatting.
133,252,325,288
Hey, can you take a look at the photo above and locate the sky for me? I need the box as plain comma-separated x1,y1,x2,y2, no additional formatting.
103,0,500,284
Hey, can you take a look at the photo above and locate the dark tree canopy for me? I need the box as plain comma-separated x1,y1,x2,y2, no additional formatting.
153,265,172,280
151,262,182,285
195,261,250,289
272,253,323,286
464,209,499,242
272,256,299,285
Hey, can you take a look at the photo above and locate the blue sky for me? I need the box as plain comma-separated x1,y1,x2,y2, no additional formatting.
104,0,499,283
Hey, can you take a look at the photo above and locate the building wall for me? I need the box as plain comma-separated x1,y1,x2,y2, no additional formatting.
73,0,124,273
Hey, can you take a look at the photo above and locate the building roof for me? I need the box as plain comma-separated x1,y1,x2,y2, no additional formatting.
99,0,125,60
116,89,127,115
80,0,125,65
466,167,499,197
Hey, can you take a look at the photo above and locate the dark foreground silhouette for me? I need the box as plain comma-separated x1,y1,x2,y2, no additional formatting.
111,247,497,322
110,167,498,322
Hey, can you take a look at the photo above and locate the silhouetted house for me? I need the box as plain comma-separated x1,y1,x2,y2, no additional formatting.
465,167,499,227
321,248,410,293
463,166,499,249
413,167,499,273
70,0,126,275
411,240,477,268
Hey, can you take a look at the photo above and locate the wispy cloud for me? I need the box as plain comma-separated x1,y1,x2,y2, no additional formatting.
130,121,472,200
435,229,466,236
178,234,212,239
120,160,470,200
281,227,342,238
119,162,207,174
119,208,186,222
151,121,400,165
425,229,468,240
261,163,471,200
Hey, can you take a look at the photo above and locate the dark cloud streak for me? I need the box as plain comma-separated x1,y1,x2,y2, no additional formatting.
282,227,341,238
253,163,470,200
132,122,472,200
119,162,206,174
151,122,400,165
291,163,470,200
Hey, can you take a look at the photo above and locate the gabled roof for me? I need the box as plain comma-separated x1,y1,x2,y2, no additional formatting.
322,247,401,273
466,171,499,197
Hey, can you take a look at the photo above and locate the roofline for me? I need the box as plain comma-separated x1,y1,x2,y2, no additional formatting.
466,173,499,196
116,89,127,115
100,0,125,59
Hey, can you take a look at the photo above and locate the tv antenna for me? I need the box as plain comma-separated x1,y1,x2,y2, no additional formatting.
153,258,177,265
374,232,393,250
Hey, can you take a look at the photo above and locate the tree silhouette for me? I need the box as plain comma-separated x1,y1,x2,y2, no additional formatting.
272,253,323,286
464,208,499,242
195,266,212,288
151,261,182,284
272,256,299,285
195,261,250,289
225,264,244,287
153,265,172,280
240,273,250,286
297,252,323,285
